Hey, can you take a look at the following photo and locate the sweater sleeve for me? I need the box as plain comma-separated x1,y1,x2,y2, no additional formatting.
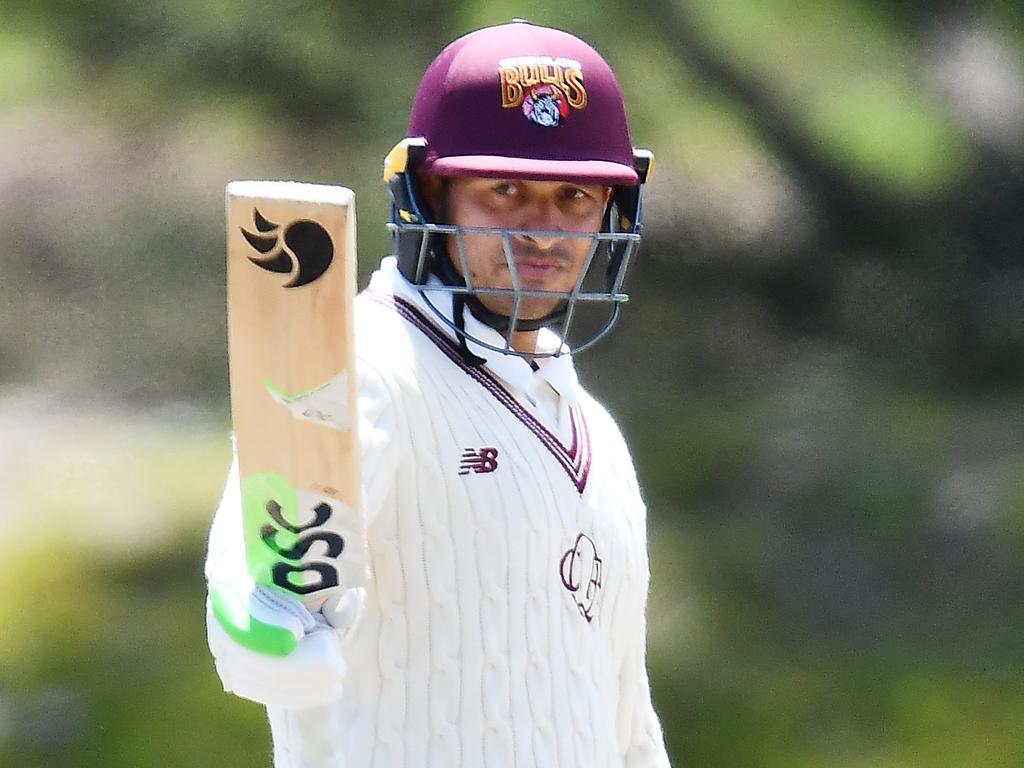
355,354,401,529
618,582,672,768
611,433,672,767
616,525,672,768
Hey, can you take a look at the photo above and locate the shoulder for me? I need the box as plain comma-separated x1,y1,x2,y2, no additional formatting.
576,385,646,501
352,290,417,400
355,290,414,353
576,386,631,454
354,288,462,402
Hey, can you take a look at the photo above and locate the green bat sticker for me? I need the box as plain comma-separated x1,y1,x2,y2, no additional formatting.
241,471,302,586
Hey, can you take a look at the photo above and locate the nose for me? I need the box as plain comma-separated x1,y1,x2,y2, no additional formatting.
514,200,564,251
520,231,561,251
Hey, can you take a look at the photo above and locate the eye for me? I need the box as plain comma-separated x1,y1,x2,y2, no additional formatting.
562,186,587,200
492,182,518,197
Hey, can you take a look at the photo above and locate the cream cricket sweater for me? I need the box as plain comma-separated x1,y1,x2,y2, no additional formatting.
266,259,670,768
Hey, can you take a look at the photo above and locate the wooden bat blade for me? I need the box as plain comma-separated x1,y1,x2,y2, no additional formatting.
225,181,365,612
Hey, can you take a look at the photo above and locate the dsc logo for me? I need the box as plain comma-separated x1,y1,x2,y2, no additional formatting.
242,472,345,596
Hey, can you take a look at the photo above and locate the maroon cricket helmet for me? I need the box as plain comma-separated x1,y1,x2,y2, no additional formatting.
406,20,640,185
384,20,653,362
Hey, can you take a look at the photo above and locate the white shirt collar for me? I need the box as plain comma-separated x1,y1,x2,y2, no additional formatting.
368,257,580,403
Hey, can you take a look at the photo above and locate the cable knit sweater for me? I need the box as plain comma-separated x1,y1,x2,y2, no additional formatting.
256,258,669,768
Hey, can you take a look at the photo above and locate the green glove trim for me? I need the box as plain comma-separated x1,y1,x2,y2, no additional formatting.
209,583,299,657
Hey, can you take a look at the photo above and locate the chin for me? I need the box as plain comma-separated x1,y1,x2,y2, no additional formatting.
478,297,560,323
518,300,563,322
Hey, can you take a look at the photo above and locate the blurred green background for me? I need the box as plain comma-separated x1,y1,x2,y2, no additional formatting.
2,1,1023,766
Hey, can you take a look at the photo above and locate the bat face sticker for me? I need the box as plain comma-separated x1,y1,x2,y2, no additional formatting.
240,208,333,287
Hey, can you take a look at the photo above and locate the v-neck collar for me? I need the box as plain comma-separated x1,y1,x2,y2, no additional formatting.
368,258,581,404
363,266,592,495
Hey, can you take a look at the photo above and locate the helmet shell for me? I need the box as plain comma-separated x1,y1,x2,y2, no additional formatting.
408,20,638,185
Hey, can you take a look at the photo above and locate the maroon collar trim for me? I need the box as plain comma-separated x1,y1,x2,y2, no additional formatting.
365,290,591,494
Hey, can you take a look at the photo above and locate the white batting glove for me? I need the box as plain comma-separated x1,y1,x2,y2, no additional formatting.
205,453,367,709
206,581,353,710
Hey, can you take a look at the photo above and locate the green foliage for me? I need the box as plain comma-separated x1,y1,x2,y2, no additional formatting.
802,79,970,197
682,0,973,195
0,418,267,768
0,540,270,768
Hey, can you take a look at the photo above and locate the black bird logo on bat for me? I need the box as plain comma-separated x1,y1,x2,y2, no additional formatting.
240,208,333,287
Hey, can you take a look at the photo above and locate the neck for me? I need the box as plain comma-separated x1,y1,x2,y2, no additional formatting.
510,329,540,355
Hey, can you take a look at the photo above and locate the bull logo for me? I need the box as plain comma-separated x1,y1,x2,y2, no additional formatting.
559,532,603,623
523,85,569,127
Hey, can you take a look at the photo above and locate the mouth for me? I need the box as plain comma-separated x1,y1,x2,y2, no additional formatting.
512,258,568,281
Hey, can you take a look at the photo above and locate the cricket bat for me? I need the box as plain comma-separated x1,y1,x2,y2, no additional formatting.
215,180,366,655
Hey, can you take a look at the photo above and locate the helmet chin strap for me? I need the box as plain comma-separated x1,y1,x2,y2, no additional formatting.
463,293,567,335
450,294,488,368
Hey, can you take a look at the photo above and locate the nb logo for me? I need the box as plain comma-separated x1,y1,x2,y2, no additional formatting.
458,447,499,475
240,208,333,288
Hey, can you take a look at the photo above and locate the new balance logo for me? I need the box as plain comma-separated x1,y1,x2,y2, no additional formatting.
459,447,499,475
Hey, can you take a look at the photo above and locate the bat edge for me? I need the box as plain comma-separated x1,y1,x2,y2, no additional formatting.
226,180,355,207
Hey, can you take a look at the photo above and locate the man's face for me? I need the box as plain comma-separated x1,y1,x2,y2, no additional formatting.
424,176,611,321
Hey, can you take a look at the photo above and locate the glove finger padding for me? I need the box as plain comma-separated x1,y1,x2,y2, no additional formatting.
209,581,321,656
206,586,347,709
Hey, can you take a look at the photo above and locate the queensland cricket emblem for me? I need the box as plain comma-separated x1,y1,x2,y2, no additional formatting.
560,532,603,623
240,208,333,288
499,56,587,127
